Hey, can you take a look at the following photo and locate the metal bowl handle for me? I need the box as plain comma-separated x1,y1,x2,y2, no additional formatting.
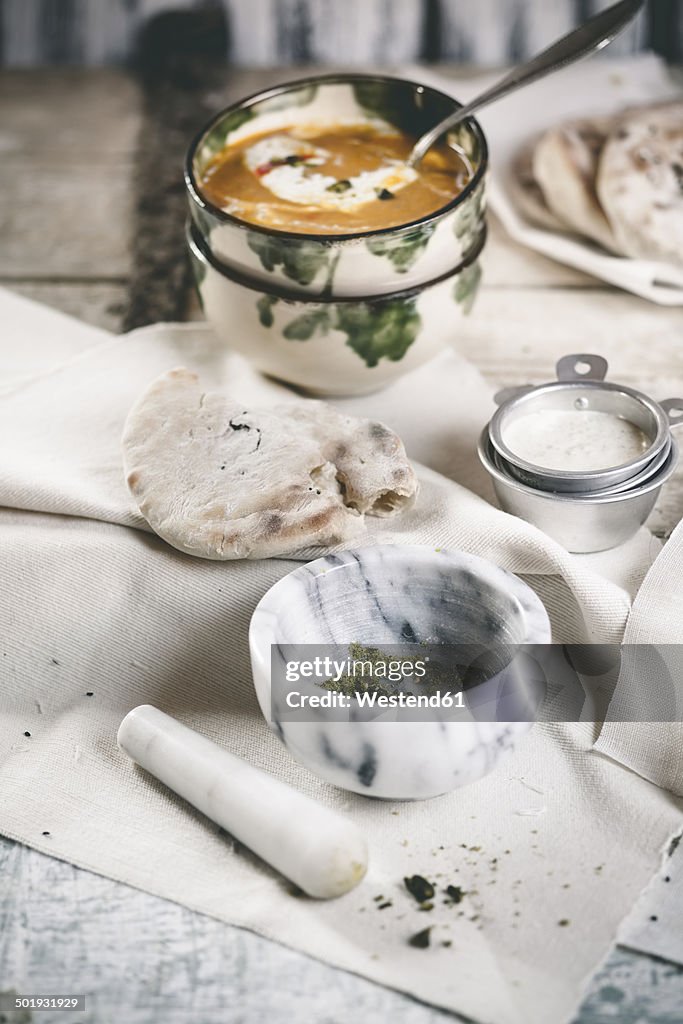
661,399,683,430
556,354,609,382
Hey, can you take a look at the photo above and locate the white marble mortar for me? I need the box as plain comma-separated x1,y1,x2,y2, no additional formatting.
249,545,552,800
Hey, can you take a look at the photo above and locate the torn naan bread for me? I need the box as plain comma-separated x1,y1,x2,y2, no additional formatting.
122,368,418,560
510,140,568,233
532,117,621,253
597,101,683,268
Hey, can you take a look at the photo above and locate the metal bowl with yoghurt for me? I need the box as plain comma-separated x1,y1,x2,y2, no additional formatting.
480,430,679,554
479,353,683,553
489,354,682,495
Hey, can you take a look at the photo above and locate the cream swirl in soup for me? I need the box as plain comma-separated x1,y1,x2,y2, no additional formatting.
242,134,419,212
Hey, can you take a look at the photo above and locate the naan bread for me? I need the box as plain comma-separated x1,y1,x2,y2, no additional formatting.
122,368,418,560
510,140,568,233
533,117,621,253
597,101,683,267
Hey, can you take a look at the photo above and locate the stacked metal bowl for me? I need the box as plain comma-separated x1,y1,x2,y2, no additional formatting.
478,354,682,553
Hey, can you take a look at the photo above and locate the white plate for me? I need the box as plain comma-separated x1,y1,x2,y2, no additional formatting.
413,56,683,305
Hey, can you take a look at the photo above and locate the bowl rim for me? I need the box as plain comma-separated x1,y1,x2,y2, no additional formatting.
248,544,552,676
184,71,489,244
489,379,671,488
188,217,486,305
478,427,679,505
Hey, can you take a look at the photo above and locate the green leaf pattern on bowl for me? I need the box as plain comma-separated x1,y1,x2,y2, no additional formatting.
452,261,482,315
336,302,421,368
198,109,254,171
257,295,421,368
283,310,331,340
257,294,279,327
259,84,318,112
365,222,436,274
247,232,333,288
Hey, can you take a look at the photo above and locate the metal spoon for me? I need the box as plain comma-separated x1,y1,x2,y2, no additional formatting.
408,0,644,167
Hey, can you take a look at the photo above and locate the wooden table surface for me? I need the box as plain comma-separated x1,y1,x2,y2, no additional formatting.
1,67,682,1024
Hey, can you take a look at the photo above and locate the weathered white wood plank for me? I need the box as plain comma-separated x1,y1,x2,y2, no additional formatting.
436,0,648,65
306,0,425,66
2,836,683,1024
437,0,522,65
484,215,597,288
0,69,140,161
516,0,576,57
80,0,139,67
221,0,280,66
0,837,466,1024
457,286,683,398
3,282,128,333
0,0,677,67
586,0,650,57
225,0,426,66
575,946,683,1023
0,70,139,279
0,166,134,278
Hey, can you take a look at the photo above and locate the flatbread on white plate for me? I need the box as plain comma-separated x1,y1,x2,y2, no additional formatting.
122,368,418,560
597,101,683,268
532,117,621,254
509,139,568,233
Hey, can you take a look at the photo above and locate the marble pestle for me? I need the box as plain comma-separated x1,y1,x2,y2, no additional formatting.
117,705,368,899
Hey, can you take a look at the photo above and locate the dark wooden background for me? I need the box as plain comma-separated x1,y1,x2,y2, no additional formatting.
1,0,681,67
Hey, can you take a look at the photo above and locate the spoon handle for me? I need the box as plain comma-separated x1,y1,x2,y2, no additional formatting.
408,0,644,167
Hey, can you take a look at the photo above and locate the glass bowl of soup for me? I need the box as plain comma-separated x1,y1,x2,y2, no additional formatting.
185,74,488,298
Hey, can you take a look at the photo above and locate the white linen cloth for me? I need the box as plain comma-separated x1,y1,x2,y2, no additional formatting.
0,287,681,1024
414,56,683,305
594,519,683,795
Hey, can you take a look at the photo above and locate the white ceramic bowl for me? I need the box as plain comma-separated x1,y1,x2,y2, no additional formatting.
249,546,552,800
188,220,484,396
185,74,488,298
